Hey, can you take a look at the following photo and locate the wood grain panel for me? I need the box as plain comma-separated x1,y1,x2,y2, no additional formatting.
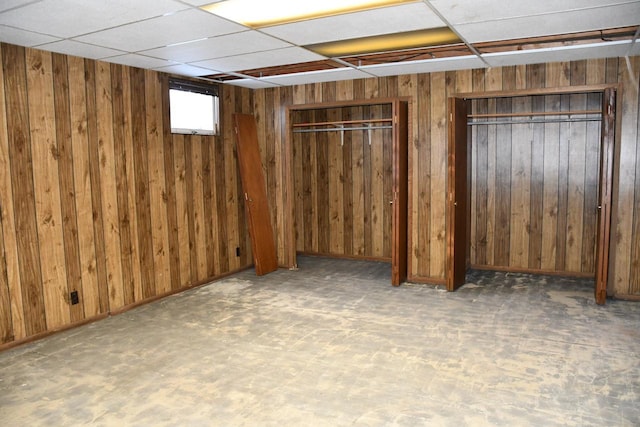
508,96,531,268
290,100,395,260
119,65,143,302
259,60,638,289
201,131,216,277
327,103,344,254
145,70,170,294
223,86,244,271
130,67,155,300
615,56,639,295
0,44,25,341
183,137,198,283
0,44,17,342
5,46,49,336
52,53,84,322
95,61,124,308
110,63,135,307
214,129,230,274
471,93,602,275
68,56,100,318
160,75,181,291
0,42,252,348
190,135,207,279
429,72,447,276
172,134,191,286
3,41,640,347
415,74,431,277
85,59,110,313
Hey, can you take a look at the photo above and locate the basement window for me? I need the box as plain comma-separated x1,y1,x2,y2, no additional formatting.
169,79,219,136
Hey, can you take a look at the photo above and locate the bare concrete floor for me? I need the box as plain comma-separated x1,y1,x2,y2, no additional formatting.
1,256,639,426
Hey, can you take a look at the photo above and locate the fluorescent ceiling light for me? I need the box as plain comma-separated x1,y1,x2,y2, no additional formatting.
305,28,461,57
201,0,418,28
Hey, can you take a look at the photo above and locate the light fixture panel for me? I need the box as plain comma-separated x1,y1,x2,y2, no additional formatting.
201,0,418,28
305,28,462,57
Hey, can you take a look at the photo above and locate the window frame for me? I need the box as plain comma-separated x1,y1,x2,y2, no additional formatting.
168,78,220,136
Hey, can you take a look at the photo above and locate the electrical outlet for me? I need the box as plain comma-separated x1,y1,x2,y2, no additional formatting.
236,247,241,257
70,291,79,305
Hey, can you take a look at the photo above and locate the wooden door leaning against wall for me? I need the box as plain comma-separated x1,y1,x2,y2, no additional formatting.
233,113,278,276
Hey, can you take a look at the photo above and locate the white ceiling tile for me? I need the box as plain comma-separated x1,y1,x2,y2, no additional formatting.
37,40,125,59
75,9,246,52
0,0,188,38
428,0,638,24
223,78,281,89
191,47,325,73
154,63,219,77
482,41,633,67
142,31,291,62
103,54,173,69
262,3,445,45
0,0,40,13
455,3,640,43
260,67,372,86
360,55,486,76
0,25,60,46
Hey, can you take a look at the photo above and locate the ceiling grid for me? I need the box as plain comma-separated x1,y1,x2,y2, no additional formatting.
0,0,637,87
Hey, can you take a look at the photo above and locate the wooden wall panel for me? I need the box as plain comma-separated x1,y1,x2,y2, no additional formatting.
96,61,125,309
470,91,601,276
255,56,640,296
614,56,640,295
290,100,395,260
0,43,253,347
3,44,47,337
68,56,101,318
2,41,640,348
0,45,20,342
145,70,170,295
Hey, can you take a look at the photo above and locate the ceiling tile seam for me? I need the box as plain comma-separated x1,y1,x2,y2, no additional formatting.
330,57,379,79
185,45,317,65
22,5,195,43
422,0,491,68
65,8,243,49
33,38,129,59
0,24,63,44
240,26,332,62
221,71,286,87
134,29,294,62
0,0,43,15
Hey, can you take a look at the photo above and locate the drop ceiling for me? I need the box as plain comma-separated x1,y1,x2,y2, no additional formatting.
0,0,638,88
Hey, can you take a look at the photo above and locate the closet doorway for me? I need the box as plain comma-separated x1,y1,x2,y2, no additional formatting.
284,98,409,285
447,85,617,304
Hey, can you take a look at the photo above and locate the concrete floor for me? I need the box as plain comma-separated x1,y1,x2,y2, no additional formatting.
1,256,639,426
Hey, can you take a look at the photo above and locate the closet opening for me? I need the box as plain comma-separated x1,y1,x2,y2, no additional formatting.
447,85,617,304
284,98,409,286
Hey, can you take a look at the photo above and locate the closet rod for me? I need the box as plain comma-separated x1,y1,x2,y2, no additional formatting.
467,109,601,119
292,118,392,127
293,125,393,133
468,117,602,126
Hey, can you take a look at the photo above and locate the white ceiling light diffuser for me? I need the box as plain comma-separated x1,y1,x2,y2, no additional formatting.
201,0,418,28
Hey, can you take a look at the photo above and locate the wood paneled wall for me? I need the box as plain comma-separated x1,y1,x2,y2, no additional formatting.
1,42,639,347
469,92,602,276
253,57,640,297
0,43,253,346
291,104,394,259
